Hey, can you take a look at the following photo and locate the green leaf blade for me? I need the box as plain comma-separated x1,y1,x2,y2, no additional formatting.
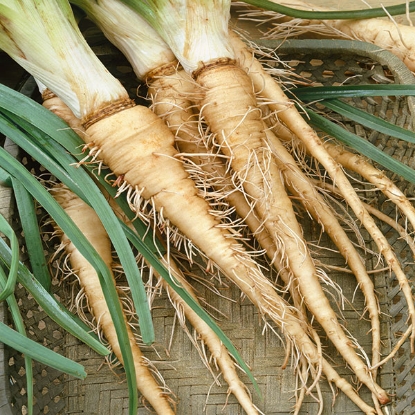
11,177,52,291
320,98,415,144
305,107,415,184
240,0,415,20
0,145,139,410
0,88,154,345
0,214,19,301
292,84,415,101
0,263,34,414
0,321,86,379
0,227,109,357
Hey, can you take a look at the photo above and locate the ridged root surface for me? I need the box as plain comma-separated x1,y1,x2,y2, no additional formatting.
51,184,175,414
83,105,321,363
194,62,388,404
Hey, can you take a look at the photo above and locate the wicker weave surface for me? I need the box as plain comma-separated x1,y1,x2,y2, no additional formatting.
2,37,415,415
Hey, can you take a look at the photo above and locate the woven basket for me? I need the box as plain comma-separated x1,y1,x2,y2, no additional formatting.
2,36,415,415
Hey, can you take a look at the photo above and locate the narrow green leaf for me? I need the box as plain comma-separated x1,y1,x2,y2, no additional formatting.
0,321,86,379
305,108,415,184
8,113,154,345
240,0,415,19
292,85,415,101
0,145,138,409
0,264,34,415
11,177,52,291
0,214,19,301
0,237,108,356
0,90,154,345
4,114,159,343
319,99,415,143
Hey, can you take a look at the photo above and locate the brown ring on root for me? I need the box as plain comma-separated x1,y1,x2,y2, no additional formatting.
144,60,181,85
42,88,57,101
192,58,236,80
82,98,136,130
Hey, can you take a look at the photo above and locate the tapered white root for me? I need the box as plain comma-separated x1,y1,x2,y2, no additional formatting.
191,56,387,403
41,78,378,412
50,183,175,415
107,186,261,415
264,129,382,370
231,30,413,362
147,70,378,411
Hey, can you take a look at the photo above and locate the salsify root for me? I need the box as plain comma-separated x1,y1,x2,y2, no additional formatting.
143,36,387,403
42,90,261,415
107,184,262,415
264,129,382,370
149,59,377,379
146,66,281,268
50,183,175,414
190,55,387,403
146,67,335,384
41,90,377,413
231,29,414,357
80,103,289,337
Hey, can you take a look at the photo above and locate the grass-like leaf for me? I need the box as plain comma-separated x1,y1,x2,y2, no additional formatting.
0,212,19,301
0,236,108,356
0,320,86,379
0,264,34,414
0,85,154,346
0,141,139,414
314,98,415,144
305,107,415,184
11,177,52,291
293,85,415,101
0,108,151,325
240,0,415,19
